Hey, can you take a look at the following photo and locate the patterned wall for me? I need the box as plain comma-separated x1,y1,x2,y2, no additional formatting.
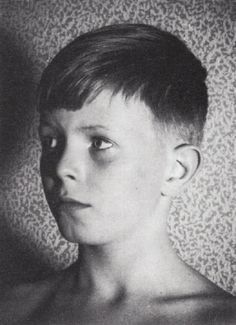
0,0,235,294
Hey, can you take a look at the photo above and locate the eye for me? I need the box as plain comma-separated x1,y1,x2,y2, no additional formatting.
41,136,58,151
91,137,113,150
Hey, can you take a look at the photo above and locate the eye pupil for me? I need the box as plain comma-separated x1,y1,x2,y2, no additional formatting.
92,138,112,150
94,139,102,148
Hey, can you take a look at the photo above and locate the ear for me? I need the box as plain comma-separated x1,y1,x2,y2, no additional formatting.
161,144,201,197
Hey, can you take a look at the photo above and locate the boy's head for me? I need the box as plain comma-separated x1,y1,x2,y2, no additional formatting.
38,23,208,146
38,24,208,244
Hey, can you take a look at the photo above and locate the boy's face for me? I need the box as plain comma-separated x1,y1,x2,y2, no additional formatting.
39,90,170,244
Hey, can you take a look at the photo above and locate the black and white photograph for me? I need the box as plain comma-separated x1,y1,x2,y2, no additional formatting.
0,0,235,324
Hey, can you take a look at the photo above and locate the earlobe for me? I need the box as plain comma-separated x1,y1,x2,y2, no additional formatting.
161,144,201,197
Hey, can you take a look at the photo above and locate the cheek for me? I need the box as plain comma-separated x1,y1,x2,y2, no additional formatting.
131,162,164,204
40,158,56,198
93,156,165,213
42,176,54,193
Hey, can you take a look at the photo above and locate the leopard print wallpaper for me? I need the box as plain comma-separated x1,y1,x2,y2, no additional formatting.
0,0,235,294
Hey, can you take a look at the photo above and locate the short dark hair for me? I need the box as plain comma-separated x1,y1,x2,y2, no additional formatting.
38,23,208,145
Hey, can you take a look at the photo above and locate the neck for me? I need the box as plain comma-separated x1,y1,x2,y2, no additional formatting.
75,198,192,300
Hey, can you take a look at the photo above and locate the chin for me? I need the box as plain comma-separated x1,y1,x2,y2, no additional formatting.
56,218,81,243
56,218,108,245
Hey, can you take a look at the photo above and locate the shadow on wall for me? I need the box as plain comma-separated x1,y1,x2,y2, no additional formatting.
0,28,35,166
0,29,50,286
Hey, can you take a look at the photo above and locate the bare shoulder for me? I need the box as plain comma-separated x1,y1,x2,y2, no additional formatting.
0,270,65,325
150,291,236,325
0,263,83,324
148,275,236,325
196,278,236,324
142,264,236,325
142,293,235,325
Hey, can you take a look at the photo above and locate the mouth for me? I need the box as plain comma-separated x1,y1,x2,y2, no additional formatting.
58,197,91,210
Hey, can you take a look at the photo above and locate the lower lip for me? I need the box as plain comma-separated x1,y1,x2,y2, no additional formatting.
57,202,90,214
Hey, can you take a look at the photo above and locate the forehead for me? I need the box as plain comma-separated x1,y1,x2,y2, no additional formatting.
40,90,161,137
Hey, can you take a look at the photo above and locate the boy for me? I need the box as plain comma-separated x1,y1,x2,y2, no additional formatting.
1,23,235,324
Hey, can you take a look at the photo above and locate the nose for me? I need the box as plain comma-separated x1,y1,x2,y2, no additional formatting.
56,145,86,183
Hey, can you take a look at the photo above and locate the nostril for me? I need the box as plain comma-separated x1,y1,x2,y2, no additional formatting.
67,174,76,180
56,159,78,181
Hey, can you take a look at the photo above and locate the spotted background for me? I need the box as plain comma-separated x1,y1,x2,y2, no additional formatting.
0,0,235,294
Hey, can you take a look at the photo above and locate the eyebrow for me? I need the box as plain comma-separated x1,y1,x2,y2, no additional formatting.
76,125,110,132
39,121,111,133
